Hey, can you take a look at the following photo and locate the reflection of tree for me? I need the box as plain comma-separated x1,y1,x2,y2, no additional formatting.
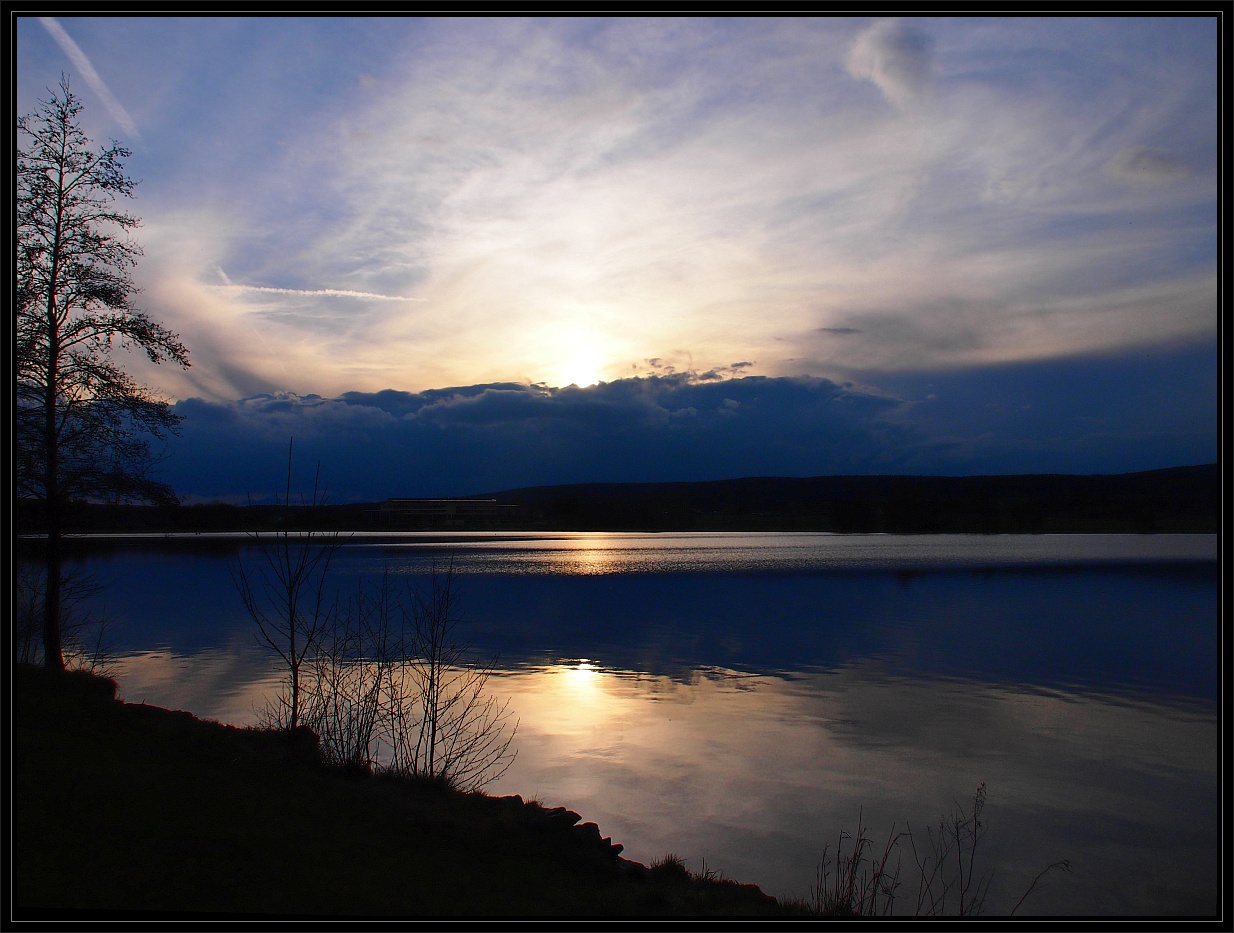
14,560,114,675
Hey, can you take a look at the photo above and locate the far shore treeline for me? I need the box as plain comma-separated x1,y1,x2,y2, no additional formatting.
13,464,1218,537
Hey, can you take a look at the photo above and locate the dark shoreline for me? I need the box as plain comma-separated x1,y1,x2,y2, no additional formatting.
13,664,796,918
13,463,1219,537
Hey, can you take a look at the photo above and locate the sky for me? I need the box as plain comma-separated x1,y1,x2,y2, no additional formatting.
15,15,1220,502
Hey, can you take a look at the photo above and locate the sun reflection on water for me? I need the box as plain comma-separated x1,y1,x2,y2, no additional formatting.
556,539,625,575
97,641,1218,916
563,659,600,691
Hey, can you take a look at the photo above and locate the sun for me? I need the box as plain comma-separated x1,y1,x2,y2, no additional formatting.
536,319,615,388
560,366,602,388
554,348,604,388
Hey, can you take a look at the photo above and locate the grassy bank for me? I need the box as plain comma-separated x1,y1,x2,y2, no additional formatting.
13,664,793,918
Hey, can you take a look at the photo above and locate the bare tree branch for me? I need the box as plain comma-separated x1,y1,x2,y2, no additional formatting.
16,76,191,669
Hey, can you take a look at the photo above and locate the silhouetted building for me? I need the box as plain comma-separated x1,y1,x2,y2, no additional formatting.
371,498,519,529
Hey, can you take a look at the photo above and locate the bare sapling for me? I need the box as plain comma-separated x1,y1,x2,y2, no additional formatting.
386,560,518,791
807,784,1070,917
232,438,340,731
300,572,402,770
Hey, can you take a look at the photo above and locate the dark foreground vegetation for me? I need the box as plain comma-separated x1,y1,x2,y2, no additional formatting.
13,664,791,919
12,463,1219,535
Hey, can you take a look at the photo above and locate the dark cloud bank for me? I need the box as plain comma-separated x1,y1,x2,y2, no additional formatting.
160,343,1217,504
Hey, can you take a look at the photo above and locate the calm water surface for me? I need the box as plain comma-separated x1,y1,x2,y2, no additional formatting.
51,533,1220,916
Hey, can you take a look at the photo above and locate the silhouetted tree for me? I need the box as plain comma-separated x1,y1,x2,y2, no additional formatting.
16,77,190,669
13,560,115,674
233,440,339,731
292,558,518,790
388,560,518,791
301,571,403,770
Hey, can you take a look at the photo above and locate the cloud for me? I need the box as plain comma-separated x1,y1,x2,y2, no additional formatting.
793,265,1216,375
156,343,1216,504
1103,147,1189,187
846,19,935,111
39,17,139,139
697,362,754,381
161,375,917,501
211,283,426,303
20,18,1215,412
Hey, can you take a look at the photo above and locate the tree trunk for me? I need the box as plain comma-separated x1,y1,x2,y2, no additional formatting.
43,345,65,670
41,299,65,671
40,153,66,672
42,505,65,671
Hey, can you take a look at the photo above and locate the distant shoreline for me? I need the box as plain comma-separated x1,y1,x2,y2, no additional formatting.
13,464,1220,536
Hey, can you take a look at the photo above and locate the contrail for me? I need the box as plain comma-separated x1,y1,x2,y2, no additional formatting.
216,283,426,303
39,17,140,140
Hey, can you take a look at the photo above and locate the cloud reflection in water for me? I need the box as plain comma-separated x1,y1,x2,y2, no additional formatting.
102,644,1216,916
53,533,1218,915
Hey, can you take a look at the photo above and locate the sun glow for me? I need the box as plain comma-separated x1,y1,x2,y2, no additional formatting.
555,353,604,388
542,323,608,388
563,660,602,695
501,661,624,739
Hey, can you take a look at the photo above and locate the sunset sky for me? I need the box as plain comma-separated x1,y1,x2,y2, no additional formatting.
17,15,1219,501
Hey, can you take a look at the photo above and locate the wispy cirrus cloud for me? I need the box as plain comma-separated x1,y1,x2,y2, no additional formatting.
846,18,935,111
38,17,139,138
213,284,426,303
19,16,1217,431
211,260,424,303
1103,146,1189,187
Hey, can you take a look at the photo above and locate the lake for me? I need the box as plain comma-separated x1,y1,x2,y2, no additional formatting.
31,532,1220,916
